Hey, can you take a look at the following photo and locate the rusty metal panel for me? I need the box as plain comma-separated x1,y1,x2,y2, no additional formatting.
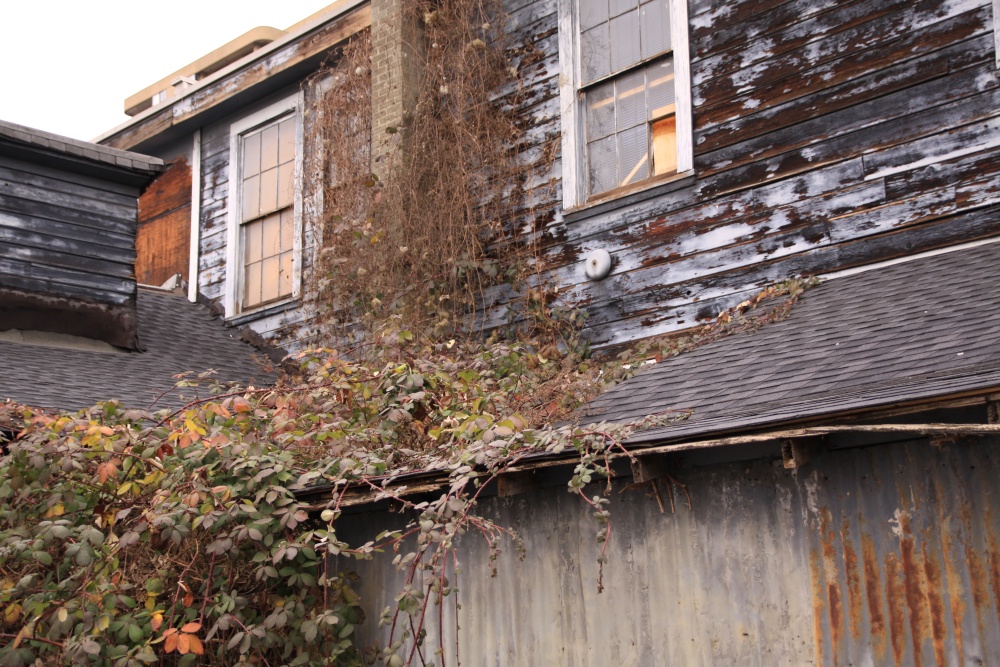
340,437,1000,665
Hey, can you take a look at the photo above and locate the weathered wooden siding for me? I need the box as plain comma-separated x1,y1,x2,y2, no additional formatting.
488,0,1000,349
136,157,191,285
0,156,138,302
341,436,1000,665
0,154,140,347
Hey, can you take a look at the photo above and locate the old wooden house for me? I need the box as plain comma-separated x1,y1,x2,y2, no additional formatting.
98,0,1000,663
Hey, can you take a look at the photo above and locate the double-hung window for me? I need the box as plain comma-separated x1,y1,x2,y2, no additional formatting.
559,0,692,208
226,94,303,317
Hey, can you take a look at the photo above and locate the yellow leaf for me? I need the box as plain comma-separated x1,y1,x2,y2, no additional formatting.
117,482,132,496
57,608,68,623
145,595,157,611
44,504,65,518
99,426,115,436
4,603,22,624
96,614,111,632
150,613,163,631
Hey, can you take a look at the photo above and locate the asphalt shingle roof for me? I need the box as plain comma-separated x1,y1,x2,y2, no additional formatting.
0,289,277,412
0,119,164,175
580,241,1000,444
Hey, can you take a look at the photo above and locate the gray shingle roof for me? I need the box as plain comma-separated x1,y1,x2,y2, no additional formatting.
0,289,277,412
0,119,164,175
580,241,1000,444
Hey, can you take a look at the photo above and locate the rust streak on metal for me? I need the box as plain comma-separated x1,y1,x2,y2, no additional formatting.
841,516,863,640
820,509,843,665
899,511,928,667
885,552,908,666
938,516,965,662
808,547,826,666
920,541,948,666
986,528,1000,631
861,532,887,660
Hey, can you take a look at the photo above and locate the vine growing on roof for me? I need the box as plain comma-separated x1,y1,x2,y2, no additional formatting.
0,279,813,666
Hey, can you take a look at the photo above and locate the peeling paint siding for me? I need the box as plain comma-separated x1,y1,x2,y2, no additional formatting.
489,0,1000,349
341,437,1000,666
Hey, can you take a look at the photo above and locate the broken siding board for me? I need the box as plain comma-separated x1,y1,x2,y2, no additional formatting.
0,208,133,252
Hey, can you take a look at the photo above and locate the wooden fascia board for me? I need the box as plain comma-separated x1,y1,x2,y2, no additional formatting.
294,390,1000,509
101,4,370,152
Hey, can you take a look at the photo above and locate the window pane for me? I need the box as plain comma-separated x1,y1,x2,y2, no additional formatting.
581,25,610,84
588,134,617,196
244,261,262,307
647,57,676,119
243,132,261,178
260,168,278,214
244,219,263,263
280,209,294,252
615,69,646,130
278,118,296,165
242,175,260,222
609,10,641,74
586,80,616,141
262,212,281,259
652,115,677,175
261,256,280,303
579,0,608,30
277,162,295,209
261,123,280,171
618,124,649,186
609,0,636,17
640,0,672,59
279,251,294,296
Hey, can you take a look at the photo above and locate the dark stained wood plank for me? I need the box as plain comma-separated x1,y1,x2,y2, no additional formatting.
139,157,191,221
136,206,192,286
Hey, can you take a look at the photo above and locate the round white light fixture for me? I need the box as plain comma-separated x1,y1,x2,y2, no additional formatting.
584,249,612,281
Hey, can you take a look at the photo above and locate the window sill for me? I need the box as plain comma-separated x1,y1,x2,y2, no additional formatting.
228,297,298,326
562,171,695,224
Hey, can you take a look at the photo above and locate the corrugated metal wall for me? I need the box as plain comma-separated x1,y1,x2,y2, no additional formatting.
339,437,1000,666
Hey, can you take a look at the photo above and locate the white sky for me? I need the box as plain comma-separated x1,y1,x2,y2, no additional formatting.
1,1,334,142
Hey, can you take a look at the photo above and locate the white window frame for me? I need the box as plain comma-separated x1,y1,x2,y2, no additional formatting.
224,92,305,318
994,0,1000,69
557,0,693,210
